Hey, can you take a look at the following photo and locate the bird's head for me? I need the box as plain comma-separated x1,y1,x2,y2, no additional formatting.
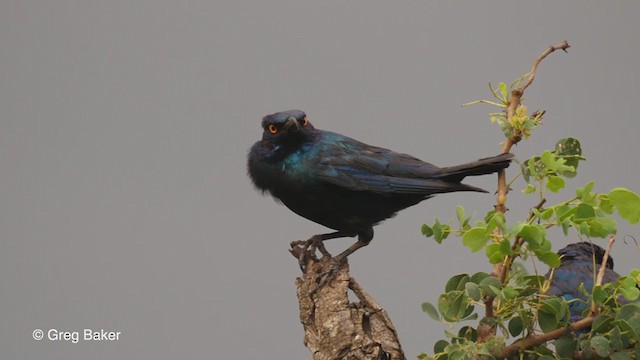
260,110,315,146
558,242,614,269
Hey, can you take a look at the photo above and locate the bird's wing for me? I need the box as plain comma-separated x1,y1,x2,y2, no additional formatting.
315,139,470,194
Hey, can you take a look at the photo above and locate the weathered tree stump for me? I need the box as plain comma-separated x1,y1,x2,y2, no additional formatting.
291,245,405,360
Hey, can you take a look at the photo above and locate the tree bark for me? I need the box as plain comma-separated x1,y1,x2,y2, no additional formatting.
291,247,405,360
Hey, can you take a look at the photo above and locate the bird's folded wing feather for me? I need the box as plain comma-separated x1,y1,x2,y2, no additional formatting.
316,146,455,194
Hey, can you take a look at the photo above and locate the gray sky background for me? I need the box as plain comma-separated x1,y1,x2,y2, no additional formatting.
2,1,640,359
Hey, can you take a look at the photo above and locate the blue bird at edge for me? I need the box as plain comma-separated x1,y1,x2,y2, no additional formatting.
545,242,619,325
247,110,513,264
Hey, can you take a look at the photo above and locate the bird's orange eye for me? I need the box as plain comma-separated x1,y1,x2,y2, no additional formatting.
301,117,308,127
268,124,278,134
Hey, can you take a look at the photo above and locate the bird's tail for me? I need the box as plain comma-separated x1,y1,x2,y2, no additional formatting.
436,153,514,189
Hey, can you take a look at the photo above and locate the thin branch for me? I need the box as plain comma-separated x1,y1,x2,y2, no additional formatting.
506,41,571,121
482,41,570,342
590,235,616,314
500,316,594,358
521,41,570,92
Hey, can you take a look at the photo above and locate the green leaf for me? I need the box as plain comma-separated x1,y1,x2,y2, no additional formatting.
462,227,489,252
592,315,614,334
433,340,448,354
541,297,568,322
433,218,451,243
574,203,596,221
611,352,631,360
522,183,536,194
422,302,440,321
536,250,561,268
526,156,546,180
578,221,591,237
546,175,566,193
485,243,501,264
486,212,506,233
554,335,577,359
588,217,617,238
555,137,582,156
470,272,489,284
613,319,639,341
465,282,481,301
590,335,611,358
458,326,478,342
609,327,624,351
600,196,615,214
518,224,546,248
593,285,608,304
616,305,640,339
462,311,478,322
502,285,518,299
438,291,472,322
497,82,508,101
538,311,558,333
556,204,576,221
421,224,433,238
539,208,554,220
555,137,582,177
456,205,465,226
487,249,504,266
508,317,523,337
561,218,571,236
620,286,640,301
479,276,501,297
609,188,640,224
616,303,640,321
446,274,470,292
540,150,569,173
520,275,546,286
499,239,512,255
576,181,595,200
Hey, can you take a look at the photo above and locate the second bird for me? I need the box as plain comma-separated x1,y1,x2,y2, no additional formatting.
247,110,513,261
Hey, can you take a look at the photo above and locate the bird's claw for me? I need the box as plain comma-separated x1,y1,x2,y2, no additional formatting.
291,235,332,271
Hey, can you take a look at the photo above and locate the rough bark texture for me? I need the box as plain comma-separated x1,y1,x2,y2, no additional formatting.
291,247,405,360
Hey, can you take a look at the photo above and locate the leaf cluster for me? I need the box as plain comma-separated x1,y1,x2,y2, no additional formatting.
419,75,640,359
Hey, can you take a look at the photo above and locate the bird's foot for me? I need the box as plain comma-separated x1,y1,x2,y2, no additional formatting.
290,235,332,271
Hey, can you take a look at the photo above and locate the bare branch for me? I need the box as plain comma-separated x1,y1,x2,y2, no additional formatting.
590,235,616,315
521,41,571,92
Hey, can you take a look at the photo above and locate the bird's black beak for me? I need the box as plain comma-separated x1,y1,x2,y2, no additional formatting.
282,117,301,133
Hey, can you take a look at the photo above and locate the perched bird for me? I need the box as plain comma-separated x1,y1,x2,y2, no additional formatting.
247,110,513,262
546,242,619,323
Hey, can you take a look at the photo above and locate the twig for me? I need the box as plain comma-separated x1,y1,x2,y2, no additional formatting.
589,235,616,315
497,41,570,210
500,317,594,358
482,41,570,342
521,41,570,92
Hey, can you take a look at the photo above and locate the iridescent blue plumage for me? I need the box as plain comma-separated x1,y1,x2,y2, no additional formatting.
248,110,513,260
546,242,619,324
